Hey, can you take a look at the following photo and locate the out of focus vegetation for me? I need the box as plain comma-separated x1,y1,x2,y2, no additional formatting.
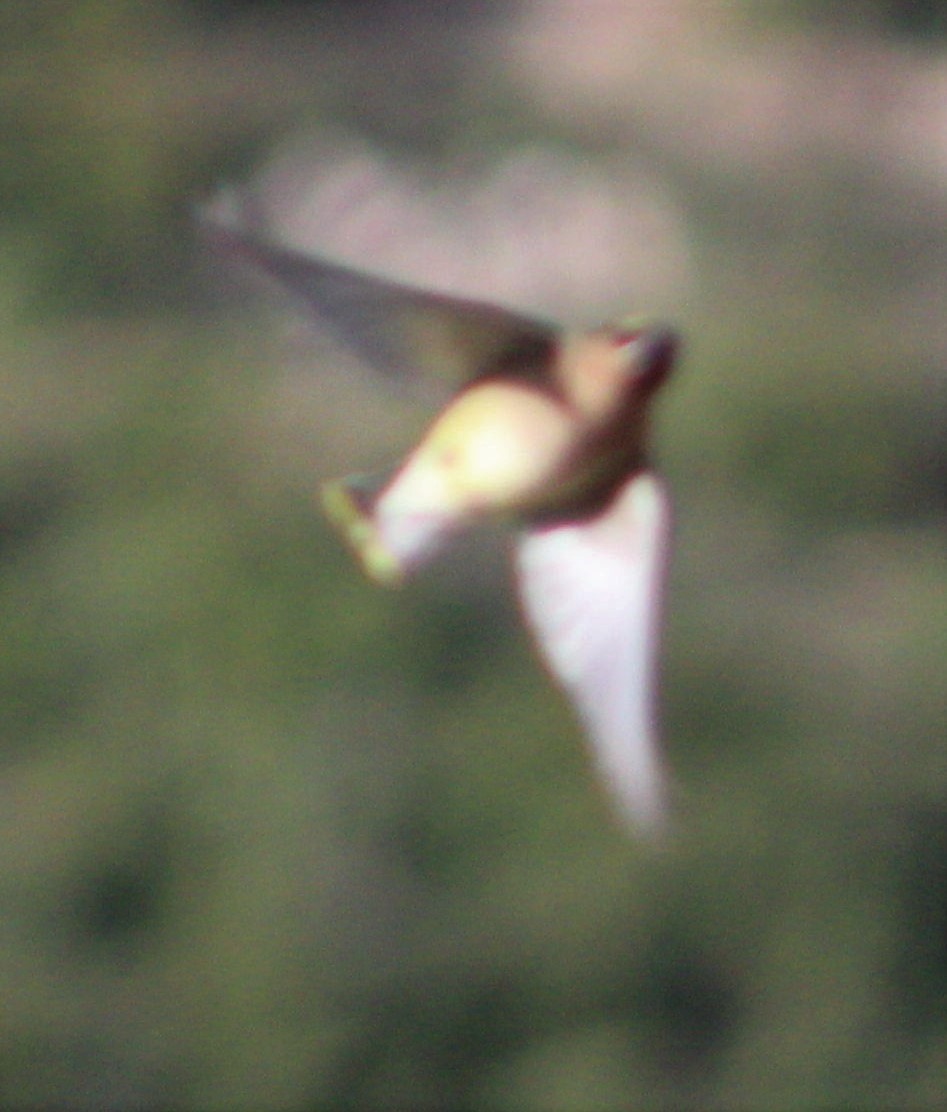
1,2,945,1109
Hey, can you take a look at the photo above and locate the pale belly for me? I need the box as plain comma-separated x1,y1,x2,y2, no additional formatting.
373,380,579,569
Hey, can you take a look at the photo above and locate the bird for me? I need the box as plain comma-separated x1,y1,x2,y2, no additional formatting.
203,209,679,834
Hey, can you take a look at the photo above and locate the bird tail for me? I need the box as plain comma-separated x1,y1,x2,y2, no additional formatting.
320,473,405,586
321,470,458,587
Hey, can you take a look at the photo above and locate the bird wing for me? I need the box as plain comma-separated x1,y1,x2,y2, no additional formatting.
514,471,671,834
202,214,556,399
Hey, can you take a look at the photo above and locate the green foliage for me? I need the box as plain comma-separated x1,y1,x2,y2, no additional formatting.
1,3,945,1109
757,0,947,41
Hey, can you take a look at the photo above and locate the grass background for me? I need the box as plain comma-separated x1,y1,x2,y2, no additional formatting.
0,2,945,1108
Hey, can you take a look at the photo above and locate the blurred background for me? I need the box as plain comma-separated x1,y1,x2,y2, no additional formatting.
1,1,945,1108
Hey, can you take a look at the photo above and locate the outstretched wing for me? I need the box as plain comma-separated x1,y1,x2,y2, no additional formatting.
514,471,671,834
202,212,556,397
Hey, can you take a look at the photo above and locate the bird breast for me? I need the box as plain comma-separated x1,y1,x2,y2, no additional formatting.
386,380,577,521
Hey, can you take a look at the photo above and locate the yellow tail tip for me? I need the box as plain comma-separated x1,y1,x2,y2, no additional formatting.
319,479,404,587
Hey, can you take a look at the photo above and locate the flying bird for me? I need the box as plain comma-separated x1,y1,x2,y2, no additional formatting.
204,211,679,833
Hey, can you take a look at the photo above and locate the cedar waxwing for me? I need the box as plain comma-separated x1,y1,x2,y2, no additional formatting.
205,213,678,833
